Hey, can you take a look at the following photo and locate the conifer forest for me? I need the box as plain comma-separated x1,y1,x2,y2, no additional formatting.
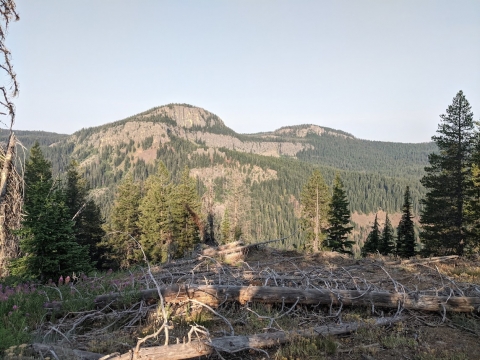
4,90,479,274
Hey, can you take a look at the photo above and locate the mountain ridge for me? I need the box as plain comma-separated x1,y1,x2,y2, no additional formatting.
2,103,435,254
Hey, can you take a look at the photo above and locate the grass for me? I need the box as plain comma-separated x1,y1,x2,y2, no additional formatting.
416,352,469,360
445,265,480,281
450,313,480,335
0,270,145,353
274,335,337,360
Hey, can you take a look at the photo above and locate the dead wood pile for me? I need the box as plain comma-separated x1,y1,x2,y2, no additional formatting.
36,249,480,360
103,317,404,360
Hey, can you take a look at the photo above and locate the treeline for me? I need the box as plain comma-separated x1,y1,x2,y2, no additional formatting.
5,92,479,283
354,91,480,257
103,164,204,269
11,129,429,258
297,134,437,178
0,129,68,148
9,143,105,281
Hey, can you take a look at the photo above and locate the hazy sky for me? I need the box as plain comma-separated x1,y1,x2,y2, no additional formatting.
6,0,480,143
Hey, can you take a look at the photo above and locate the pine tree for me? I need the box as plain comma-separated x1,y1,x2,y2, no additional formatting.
65,160,106,269
223,172,251,242
23,142,52,209
466,136,480,253
104,174,142,268
137,162,174,263
362,213,380,256
170,167,202,258
420,90,476,256
379,213,395,255
326,174,353,254
201,179,217,246
397,186,417,258
11,143,91,280
301,170,330,252
220,210,232,244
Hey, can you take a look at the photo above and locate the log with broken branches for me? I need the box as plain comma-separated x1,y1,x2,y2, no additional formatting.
384,255,460,266
201,234,295,258
92,284,480,313
105,316,404,360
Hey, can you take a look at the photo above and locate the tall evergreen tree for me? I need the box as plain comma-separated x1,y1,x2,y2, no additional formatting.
138,162,174,263
397,186,417,258
65,160,106,269
465,136,480,253
170,167,202,258
326,174,353,254
104,174,142,268
379,213,395,255
420,90,476,256
220,210,232,244
201,180,217,246
11,143,91,280
223,174,251,243
362,213,380,256
301,170,330,252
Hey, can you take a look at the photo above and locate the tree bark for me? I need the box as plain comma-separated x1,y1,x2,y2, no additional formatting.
93,284,480,313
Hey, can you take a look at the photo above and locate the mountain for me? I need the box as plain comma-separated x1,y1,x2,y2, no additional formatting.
6,104,435,254
0,129,68,147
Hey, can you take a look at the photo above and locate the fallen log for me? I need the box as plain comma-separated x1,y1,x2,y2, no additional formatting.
32,343,104,360
105,316,403,360
385,255,459,266
93,285,480,313
201,237,288,258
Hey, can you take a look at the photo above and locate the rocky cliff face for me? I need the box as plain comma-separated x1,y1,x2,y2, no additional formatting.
69,104,325,160
139,104,224,129
192,131,311,157
273,124,354,139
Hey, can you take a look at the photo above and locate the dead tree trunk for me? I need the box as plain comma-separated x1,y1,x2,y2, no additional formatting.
0,132,18,277
105,317,403,360
93,285,480,313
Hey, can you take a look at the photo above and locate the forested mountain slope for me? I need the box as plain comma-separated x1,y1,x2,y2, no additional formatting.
254,124,436,179
5,104,434,252
0,129,68,147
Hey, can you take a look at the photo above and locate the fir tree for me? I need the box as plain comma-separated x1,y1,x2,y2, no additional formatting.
11,143,91,280
301,170,330,252
326,174,353,254
104,174,142,268
170,167,202,258
65,160,106,269
137,162,174,263
397,186,417,258
420,91,476,256
201,180,217,246
362,213,380,256
220,210,231,244
466,137,480,252
23,142,52,209
379,213,395,255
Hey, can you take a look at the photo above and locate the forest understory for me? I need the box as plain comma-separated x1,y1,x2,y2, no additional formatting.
3,245,480,360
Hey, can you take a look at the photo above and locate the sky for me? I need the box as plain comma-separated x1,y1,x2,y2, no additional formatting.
4,0,480,143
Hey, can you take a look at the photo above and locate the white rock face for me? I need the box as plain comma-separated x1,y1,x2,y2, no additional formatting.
140,105,224,129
